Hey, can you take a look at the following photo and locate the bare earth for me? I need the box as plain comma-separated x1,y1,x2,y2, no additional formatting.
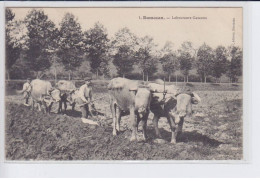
5,82,243,160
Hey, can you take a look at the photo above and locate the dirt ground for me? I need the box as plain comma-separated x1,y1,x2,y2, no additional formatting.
5,82,243,160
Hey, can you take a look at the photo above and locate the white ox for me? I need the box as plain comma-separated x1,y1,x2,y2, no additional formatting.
30,79,61,113
108,77,151,141
148,82,201,144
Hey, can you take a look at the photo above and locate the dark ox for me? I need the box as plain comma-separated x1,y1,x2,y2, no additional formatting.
149,82,201,144
56,80,76,113
30,79,61,113
108,78,151,141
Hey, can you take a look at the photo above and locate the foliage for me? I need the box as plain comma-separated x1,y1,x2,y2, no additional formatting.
135,36,158,80
84,22,110,74
178,42,194,80
99,61,110,77
9,54,31,79
5,8,21,79
111,28,139,77
211,46,228,81
111,27,139,52
24,9,58,74
6,9,243,83
196,43,214,82
160,53,179,79
58,13,84,71
113,45,135,77
76,60,92,79
179,52,193,77
226,46,243,82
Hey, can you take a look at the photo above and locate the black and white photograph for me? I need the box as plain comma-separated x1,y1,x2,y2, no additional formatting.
5,7,243,161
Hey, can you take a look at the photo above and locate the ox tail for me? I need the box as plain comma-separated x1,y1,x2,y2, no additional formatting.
191,92,201,104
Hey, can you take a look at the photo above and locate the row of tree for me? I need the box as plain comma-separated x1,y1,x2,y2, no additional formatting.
6,8,243,83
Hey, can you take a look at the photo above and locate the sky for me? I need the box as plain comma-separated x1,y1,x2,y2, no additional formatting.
10,7,243,50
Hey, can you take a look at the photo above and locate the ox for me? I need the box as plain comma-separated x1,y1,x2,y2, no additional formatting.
148,82,201,144
56,80,76,113
30,79,61,113
108,78,151,141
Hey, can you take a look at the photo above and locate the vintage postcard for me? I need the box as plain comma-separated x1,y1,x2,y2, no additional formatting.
5,7,243,161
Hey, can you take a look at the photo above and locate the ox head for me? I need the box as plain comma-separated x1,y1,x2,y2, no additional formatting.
66,89,78,105
191,92,201,104
137,106,148,119
168,94,193,124
48,88,61,102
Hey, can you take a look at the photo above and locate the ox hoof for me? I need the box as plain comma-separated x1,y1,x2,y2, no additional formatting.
170,139,177,144
112,130,118,136
130,136,137,142
138,137,146,142
153,139,167,144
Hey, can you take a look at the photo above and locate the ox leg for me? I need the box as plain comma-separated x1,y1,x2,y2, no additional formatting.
152,115,162,138
71,102,75,111
58,101,62,113
136,114,142,138
130,106,137,141
177,117,184,137
140,113,149,141
63,101,67,113
42,101,48,114
111,103,117,136
48,102,53,114
31,100,34,111
38,102,42,112
167,115,177,144
116,106,121,133
136,114,141,132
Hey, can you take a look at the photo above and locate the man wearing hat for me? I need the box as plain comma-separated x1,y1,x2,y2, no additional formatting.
22,78,32,106
78,77,93,118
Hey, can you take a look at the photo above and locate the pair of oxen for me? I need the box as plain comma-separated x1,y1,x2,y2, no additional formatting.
19,79,76,114
108,77,201,144
20,78,200,144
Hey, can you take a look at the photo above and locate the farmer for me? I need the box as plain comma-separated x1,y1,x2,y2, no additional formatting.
78,77,93,119
22,78,32,106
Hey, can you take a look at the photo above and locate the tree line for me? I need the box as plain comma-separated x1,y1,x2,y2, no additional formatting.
6,8,243,83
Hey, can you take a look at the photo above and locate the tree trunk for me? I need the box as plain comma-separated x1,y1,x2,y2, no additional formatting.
146,73,149,82
96,70,99,79
6,71,10,80
142,71,145,81
169,74,171,82
184,76,186,83
69,63,71,80
175,73,177,85
187,75,189,83
204,76,207,83
123,73,125,78
54,68,57,84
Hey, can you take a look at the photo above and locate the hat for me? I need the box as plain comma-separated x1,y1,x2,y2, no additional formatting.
84,77,92,81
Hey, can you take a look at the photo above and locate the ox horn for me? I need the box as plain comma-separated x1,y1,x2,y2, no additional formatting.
192,92,201,103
